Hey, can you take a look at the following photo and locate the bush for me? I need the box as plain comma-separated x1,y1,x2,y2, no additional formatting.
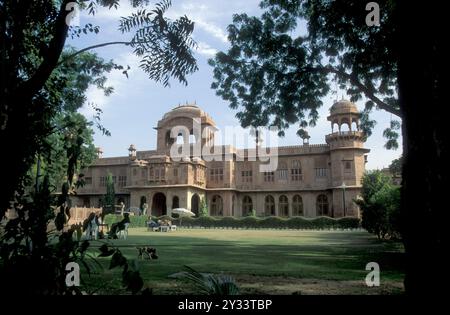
356,170,401,239
103,214,361,230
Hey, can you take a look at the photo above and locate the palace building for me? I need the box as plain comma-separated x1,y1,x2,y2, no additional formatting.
74,100,370,218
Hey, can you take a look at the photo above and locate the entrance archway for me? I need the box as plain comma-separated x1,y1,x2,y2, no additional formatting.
191,194,200,216
172,196,180,209
152,193,167,217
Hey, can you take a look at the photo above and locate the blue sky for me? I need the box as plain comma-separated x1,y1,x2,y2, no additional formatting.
68,0,402,170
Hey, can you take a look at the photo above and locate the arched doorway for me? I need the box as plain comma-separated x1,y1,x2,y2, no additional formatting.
264,195,275,216
152,193,167,217
191,194,200,216
172,196,180,209
210,195,223,216
316,194,329,216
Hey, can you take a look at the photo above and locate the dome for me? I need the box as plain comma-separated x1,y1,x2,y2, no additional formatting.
329,100,359,115
163,104,204,120
159,103,216,127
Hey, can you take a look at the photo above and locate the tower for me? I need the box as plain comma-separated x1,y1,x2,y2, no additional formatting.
155,104,217,156
326,100,370,217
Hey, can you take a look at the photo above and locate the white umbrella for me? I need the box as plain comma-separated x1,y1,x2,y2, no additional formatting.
171,208,195,227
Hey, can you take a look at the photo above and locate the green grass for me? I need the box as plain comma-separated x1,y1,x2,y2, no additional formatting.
84,228,405,295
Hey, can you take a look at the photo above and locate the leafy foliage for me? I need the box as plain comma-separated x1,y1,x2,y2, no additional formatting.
1,0,196,294
209,0,400,143
356,171,401,239
118,0,198,86
389,156,403,176
104,214,361,230
182,265,240,295
199,197,209,217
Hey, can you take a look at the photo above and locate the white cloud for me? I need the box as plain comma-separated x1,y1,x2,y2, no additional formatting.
197,41,218,57
193,18,228,43
79,52,141,118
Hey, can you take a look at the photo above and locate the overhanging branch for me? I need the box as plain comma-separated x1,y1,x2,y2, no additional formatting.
17,0,72,99
57,41,132,66
308,65,402,118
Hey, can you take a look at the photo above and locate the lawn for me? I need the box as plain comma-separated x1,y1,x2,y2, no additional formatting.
84,228,405,295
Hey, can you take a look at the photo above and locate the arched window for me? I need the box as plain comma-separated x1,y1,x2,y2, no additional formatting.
176,133,184,144
172,196,179,209
291,160,302,181
279,195,289,217
332,122,339,133
165,130,174,146
340,119,350,132
277,162,288,180
189,129,196,144
210,195,223,216
264,195,275,216
292,195,303,216
242,196,253,216
316,194,329,216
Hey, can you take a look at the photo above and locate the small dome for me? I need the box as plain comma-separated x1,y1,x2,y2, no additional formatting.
163,104,203,119
330,100,359,115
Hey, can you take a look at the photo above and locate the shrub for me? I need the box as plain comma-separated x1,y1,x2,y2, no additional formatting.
104,214,361,230
356,170,401,239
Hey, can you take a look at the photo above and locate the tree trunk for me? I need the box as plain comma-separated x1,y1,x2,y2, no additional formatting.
397,1,448,294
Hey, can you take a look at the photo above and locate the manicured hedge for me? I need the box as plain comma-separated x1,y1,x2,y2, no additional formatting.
104,214,361,230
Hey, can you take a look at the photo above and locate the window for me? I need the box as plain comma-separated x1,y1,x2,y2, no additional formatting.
241,170,252,183
264,195,275,216
277,162,288,180
84,177,92,185
141,168,147,178
242,196,253,216
173,168,178,177
133,169,137,176
279,195,289,217
264,172,274,182
118,176,127,187
315,168,328,178
100,176,106,187
344,160,352,173
292,195,303,216
210,168,223,182
211,195,223,216
316,194,329,216
291,160,302,181
112,176,117,184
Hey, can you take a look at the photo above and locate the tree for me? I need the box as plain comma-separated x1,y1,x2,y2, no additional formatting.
356,171,400,239
389,156,403,177
1,0,198,294
0,0,198,216
103,172,116,217
199,197,209,217
209,0,446,294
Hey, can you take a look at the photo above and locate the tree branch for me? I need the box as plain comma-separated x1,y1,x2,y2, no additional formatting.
308,65,402,118
57,41,133,66
17,0,72,99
